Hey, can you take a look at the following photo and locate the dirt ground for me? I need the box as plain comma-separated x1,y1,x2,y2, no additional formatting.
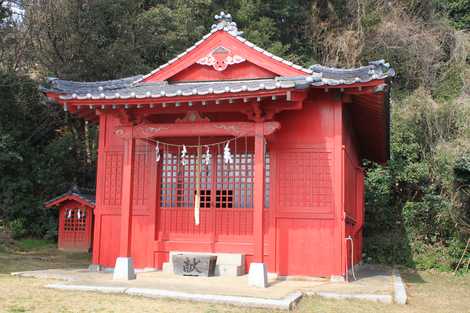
0,246,469,313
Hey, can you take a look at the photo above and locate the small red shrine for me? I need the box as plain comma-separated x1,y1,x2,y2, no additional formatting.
42,12,393,284
45,187,95,252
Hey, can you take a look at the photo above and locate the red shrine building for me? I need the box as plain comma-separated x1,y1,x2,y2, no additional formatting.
42,12,393,283
45,187,95,252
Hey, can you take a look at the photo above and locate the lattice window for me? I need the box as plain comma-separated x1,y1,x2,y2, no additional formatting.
216,190,233,208
160,148,212,208
64,208,86,232
198,190,211,208
215,150,253,209
103,151,123,206
265,152,270,208
77,209,86,231
159,141,270,209
278,151,333,212
64,209,75,231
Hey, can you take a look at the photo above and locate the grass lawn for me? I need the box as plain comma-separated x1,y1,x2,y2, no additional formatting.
0,242,469,313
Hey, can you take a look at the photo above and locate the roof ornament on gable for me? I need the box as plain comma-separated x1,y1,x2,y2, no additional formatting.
197,46,246,71
211,11,242,36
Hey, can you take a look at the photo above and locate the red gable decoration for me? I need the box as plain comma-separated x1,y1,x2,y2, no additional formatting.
137,12,310,83
197,46,246,71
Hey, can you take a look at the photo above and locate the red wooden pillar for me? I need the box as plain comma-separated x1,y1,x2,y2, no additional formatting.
120,134,135,256
249,122,268,287
91,113,107,266
113,128,137,280
253,122,265,263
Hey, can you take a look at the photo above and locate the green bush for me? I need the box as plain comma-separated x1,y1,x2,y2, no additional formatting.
364,80,470,270
9,218,26,239
433,63,465,102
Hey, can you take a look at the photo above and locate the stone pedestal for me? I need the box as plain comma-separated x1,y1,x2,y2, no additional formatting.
248,262,267,288
163,251,245,277
113,257,136,280
172,254,217,277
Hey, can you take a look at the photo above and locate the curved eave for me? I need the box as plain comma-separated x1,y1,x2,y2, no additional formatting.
45,87,300,106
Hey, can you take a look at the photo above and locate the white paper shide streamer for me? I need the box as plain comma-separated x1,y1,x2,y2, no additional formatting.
202,146,211,165
181,145,188,165
223,142,234,164
155,142,160,162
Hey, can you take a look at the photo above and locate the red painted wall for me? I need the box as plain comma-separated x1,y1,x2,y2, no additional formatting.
93,114,156,268
269,91,344,276
342,106,365,269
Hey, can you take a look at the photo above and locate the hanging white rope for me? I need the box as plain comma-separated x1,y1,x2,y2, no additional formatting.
146,135,242,149
146,136,242,165
223,142,234,164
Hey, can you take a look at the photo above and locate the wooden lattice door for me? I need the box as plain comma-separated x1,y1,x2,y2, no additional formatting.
62,207,89,250
157,140,262,243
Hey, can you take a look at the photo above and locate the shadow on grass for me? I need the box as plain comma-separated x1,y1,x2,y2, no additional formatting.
400,268,427,284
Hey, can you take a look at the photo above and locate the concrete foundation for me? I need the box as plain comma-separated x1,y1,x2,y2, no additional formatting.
13,264,402,307
393,269,407,304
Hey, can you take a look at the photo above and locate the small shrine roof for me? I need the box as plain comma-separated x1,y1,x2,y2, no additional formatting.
45,186,96,208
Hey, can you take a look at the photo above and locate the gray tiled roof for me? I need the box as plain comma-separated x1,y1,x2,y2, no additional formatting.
309,60,395,82
43,60,394,101
45,75,144,94
50,78,297,100
45,186,96,207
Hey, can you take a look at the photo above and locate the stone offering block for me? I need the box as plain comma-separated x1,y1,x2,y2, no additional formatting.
172,254,217,277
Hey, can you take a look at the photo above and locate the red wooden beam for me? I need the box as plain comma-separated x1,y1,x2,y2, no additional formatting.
114,121,281,139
